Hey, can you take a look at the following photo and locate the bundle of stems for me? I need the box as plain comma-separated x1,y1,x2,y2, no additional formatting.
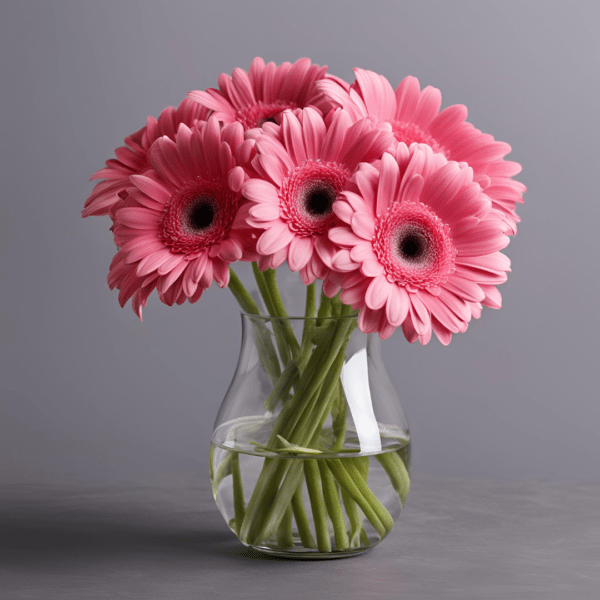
214,265,410,552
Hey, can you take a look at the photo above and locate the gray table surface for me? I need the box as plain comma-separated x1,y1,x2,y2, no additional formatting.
1,470,599,600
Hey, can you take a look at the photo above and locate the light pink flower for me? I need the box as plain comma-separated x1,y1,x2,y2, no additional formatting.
188,57,332,132
318,69,526,234
83,99,210,219
327,143,511,344
108,118,256,317
241,108,395,284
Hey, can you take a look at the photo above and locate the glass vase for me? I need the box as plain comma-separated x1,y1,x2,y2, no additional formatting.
210,312,411,558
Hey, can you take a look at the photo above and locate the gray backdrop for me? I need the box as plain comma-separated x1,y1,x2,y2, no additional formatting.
1,0,598,486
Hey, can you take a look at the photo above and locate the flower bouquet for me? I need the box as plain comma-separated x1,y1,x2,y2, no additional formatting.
84,58,525,557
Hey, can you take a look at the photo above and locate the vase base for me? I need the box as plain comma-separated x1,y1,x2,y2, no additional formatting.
247,542,377,560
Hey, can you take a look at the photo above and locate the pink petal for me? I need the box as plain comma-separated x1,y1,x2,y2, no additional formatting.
394,76,421,123
401,316,419,343
354,68,396,121
301,107,326,160
413,85,442,128
329,226,364,247
480,284,502,309
313,236,337,268
360,258,384,277
365,275,392,310
429,104,468,139
288,236,313,271
232,68,256,105
243,178,281,205
331,249,360,272
158,259,187,293
212,259,230,288
256,222,294,255
116,207,158,230
355,164,380,209
340,281,369,308
200,258,214,288
400,174,424,204
332,200,354,224
351,212,375,240
182,269,199,298
376,152,400,216
256,136,294,185
444,277,485,303
228,166,246,193
124,240,166,264
218,238,243,263
320,109,352,164
130,175,171,203
282,111,307,165
248,203,281,222
408,293,431,336
358,306,380,334
136,248,173,277
350,242,376,263
386,285,410,327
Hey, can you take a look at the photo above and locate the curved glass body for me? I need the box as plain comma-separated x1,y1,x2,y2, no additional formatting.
210,313,411,558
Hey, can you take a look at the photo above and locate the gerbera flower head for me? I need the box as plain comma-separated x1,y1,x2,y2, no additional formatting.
241,107,396,284
83,98,211,219
318,69,526,234
328,143,511,344
188,57,331,132
108,117,256,317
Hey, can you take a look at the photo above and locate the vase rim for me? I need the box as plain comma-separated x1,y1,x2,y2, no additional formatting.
240,311,359,322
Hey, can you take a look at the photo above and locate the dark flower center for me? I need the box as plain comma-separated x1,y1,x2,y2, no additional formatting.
373,201,456,290
279,161,350,237
159,178,239,256
304,184,336,217
184,198,215,233
398,230,427,263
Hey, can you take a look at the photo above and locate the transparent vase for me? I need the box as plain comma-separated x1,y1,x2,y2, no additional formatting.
210,312,411,558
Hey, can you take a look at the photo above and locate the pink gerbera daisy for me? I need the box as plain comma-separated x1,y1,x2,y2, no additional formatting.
327,143,511,344
241,107,396,284
188,57,332,132
318,69,526,234
108,117,255,317
83,98,210,219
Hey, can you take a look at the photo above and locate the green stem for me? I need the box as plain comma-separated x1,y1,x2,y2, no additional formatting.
325,458,390,539
262,269,302,359
304,460,331,552
376,451,411,508
264,358,299,412
273,310,353,446
252,263,291,366
342,459,394,534
318,460,349,550
331,381,348,452
340,487,367,549
316,290,332,325
301,282,316,354
228,267,281,385
227,268,261,315
211,450,233,499
276,504,294,548
231,452,246,535
291,480,317,549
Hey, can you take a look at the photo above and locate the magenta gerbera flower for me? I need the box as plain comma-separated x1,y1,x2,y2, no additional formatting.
241,107,396,284
327,143,511,344
83,98,210,219
318,69,526,235
108,117,255,317
188,57,332,132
